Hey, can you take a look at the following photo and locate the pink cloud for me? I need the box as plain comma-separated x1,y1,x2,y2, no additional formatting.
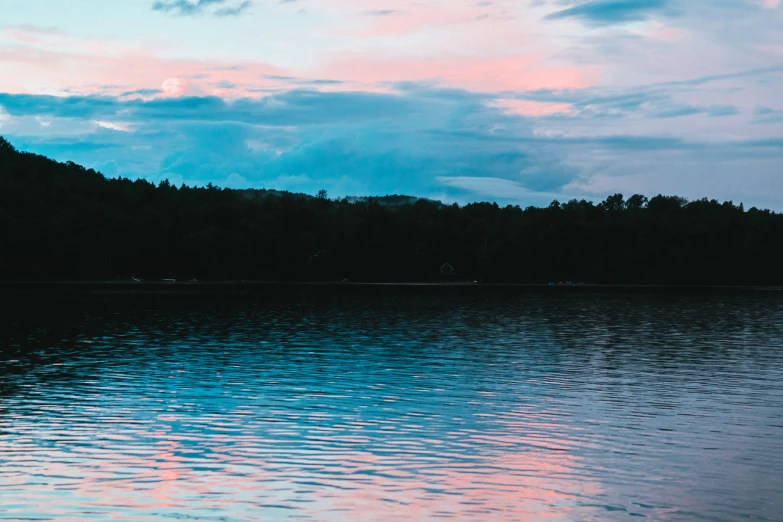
0,26,598,100
645,22,686,42
299,0,599,94
0,11,601,103
0,27,287,98
342,3,503,40
492,99,573,117
324,54,598,92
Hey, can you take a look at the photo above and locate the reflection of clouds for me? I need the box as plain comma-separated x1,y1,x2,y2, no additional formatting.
0,424,594,521
2,294,783,520
0,369,597,520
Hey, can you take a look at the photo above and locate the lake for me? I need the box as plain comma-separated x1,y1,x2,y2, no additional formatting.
2,285,783,521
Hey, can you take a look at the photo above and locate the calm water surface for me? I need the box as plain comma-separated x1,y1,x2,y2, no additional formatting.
2,287,783,521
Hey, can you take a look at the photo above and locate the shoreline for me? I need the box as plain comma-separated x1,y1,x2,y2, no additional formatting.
2,281,783,293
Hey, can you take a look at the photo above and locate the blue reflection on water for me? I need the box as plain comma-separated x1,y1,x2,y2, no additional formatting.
2,288,783,520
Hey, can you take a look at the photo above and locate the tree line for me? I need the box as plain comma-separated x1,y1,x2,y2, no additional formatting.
1,136,781,284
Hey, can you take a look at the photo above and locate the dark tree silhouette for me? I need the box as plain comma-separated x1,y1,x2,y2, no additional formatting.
1,136,782,284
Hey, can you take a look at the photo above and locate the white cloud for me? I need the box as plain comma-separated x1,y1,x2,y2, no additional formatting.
94,120,133,132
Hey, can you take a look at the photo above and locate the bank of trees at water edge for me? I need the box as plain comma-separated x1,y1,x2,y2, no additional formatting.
1,136,781,284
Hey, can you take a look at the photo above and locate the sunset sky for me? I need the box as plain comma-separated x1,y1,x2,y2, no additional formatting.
1,0,782,207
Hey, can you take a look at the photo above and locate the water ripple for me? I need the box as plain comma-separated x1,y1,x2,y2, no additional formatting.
2,291,783,521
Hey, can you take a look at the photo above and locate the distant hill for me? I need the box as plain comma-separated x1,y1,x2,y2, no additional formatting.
237,190,439,207
237,188,317,201
2,135,782,284
343,195,444,207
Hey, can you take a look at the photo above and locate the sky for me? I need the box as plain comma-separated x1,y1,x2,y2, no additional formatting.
1,0,782,208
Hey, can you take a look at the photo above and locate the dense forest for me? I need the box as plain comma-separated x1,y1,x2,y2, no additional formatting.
1,136,782,284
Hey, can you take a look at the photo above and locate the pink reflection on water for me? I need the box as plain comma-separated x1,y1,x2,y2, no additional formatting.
1,408,599,521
